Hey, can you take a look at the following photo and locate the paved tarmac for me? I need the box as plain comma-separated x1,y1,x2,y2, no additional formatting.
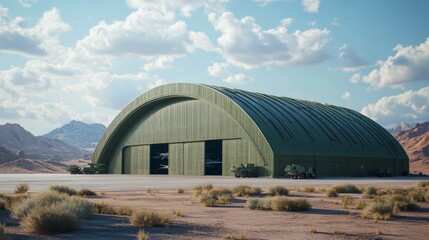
1,174,428,192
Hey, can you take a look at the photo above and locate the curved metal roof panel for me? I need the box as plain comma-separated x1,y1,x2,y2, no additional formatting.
207,85,408,159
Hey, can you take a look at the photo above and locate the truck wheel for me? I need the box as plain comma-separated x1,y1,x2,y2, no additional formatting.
306,173,311,179
235,173,240,178
242,172,248,178
300,173,306,179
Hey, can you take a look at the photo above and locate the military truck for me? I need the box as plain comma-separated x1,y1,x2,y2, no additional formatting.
68,163,106,174
377,168,392,177
284,164,317,179
231,163,256,178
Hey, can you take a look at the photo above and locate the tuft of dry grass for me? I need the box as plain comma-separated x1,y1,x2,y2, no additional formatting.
129,210,172,227
232,185,262,197
268,186,289,196
49,185,77,196
309,227,317,233
354,200,367,210
326,188,338,197
177,188,185,194
172,210,185,217
77,188,97,197
137,229,149,240
225,231,247,240
361,202,393,220
332,184,360,193
340,195,353,208
20,205,78,233
14,183,30,194
382,194,420,211
146,189,157,196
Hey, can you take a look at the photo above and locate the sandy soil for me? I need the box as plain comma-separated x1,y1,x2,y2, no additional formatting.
1,184,428,240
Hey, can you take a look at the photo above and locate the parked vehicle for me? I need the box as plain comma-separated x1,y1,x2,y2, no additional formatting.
377,168,392,177
231,163,256,178
284,164,317,179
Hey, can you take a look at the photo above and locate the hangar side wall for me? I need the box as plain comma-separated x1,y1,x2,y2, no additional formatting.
274,155,409,176
106,99,269,176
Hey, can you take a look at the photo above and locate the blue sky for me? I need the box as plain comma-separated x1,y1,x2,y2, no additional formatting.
0,0,428,135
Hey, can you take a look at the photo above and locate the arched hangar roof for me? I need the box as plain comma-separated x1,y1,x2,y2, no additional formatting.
92,83,408,165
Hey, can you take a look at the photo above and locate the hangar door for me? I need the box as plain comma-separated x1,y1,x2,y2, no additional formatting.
122,145,150,174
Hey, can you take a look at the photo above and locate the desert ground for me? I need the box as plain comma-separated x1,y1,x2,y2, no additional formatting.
1,175,429,240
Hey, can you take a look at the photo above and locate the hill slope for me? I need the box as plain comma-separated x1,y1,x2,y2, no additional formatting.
0,123,84,160
0,146,18,164
394,122,429,174
43,120,106,149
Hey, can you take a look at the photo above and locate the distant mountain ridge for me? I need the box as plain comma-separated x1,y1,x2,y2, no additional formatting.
43,120,106,149
0,123,84,160
388,122,414,135
394,122,429,174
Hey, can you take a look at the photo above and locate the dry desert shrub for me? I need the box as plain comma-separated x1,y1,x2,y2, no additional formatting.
332,184,361,193
268,186,289,196
77,188,97,197
192,186,233,207
354,200,367,210
193,183,213,192
407,187,428,202
129,210,172,227
93,202,117,215
361,201,393,220
232,185,262,197
117,206,134,216
270,197,311,211
417,180,429,188
300,186,315,192
12,191,93,221
49,185,77,196
245,198,271,210
363,185,377,198
0,194,28,211
137,229,149,240
14,183,30,194
326,188,338,197
20,205,78,233
382,194,420,211
0,223,5,240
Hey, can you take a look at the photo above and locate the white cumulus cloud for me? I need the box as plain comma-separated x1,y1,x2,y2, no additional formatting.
302,0,320,13
208,62,253,84
0,7,70,57
363,38,429,88
361,87,429,126
339,44,367,72
342,91,351,99
126,0,228,16
209,12,330,69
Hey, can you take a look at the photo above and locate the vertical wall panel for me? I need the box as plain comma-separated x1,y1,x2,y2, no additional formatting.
122,147,131,174
184,142,204,175
130,145,150,174
169,143,184,175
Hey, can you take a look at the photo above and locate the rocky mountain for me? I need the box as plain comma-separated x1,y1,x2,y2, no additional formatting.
388,122,413,135
0,158,69,173
394,122,429,174
0,146,18,164
43,120,106,149
0,123,85,160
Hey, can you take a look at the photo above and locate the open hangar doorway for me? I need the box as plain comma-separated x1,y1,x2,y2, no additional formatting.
205,140,222,175
150,144,168,174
